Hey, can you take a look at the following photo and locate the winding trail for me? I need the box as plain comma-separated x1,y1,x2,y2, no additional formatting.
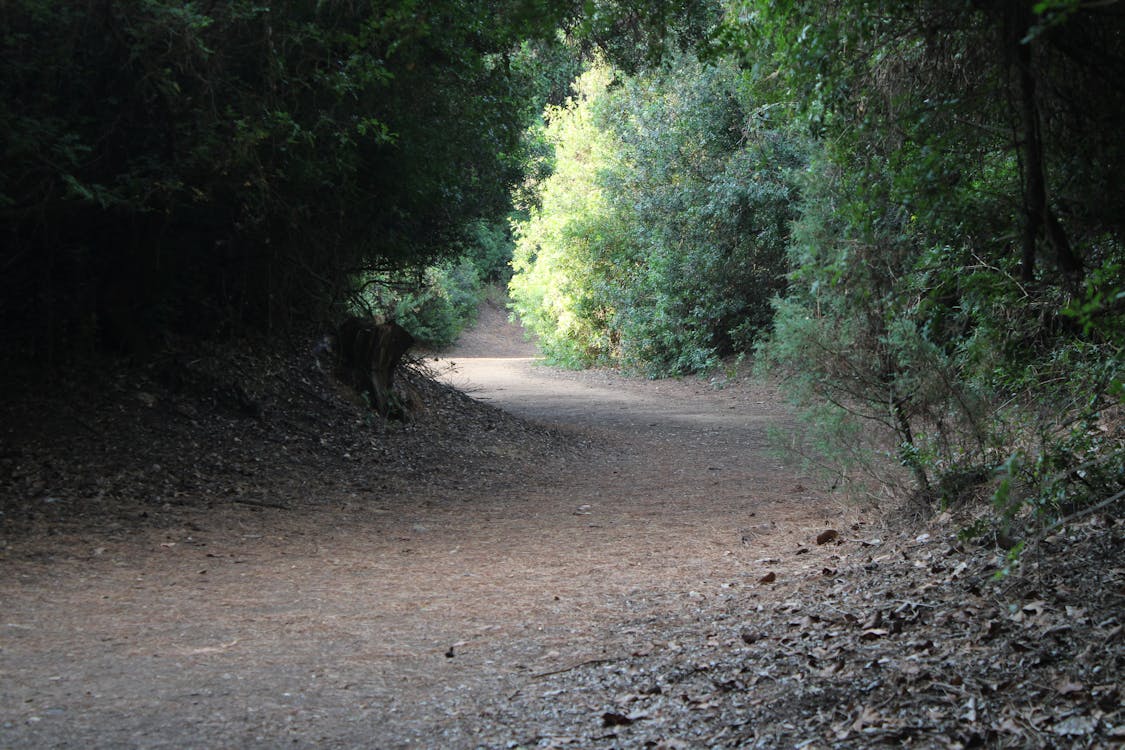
1,304,840,748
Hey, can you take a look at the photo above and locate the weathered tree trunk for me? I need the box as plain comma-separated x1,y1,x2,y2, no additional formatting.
336,316,415,419
1007,1,1083,284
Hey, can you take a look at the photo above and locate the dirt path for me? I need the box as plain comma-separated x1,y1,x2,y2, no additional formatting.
0,305,844,748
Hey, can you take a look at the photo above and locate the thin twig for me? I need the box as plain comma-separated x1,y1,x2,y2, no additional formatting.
1029,488,1124,546
231,498,291,511
531,657,622,679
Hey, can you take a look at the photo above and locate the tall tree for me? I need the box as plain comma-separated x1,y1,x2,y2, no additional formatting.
732,0,1124,514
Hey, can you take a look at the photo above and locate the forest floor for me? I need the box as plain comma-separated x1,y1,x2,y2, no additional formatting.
0,300,1121,749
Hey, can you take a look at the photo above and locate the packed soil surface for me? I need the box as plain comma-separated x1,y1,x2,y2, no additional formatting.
1,300,1121,749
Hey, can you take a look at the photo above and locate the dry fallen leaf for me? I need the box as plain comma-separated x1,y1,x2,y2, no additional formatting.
979,619,1003,642
1053,715,1097,736
1055,679,1084,696
602,711,635,727
851,705,884,732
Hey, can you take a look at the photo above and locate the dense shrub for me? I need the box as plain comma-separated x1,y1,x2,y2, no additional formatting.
510,55,804,375
740,1,1124,533
351,258,486,350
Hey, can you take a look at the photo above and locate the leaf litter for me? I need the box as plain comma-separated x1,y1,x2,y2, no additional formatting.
483,516,1122,749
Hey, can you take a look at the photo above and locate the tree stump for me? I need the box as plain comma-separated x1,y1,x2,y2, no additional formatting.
336,316,415,419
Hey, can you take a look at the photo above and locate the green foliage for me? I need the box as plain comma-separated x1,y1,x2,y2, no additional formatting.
351,213,522,350
461,220,519,284
509,64,624,368
510,54,805,375
391,260,484,350
0,0,723,359
573,0,723,73
599,55,805,375
353,259,483,350
0,0,584,357
744,1,1125,531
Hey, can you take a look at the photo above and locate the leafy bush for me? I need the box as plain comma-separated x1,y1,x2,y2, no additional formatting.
353,259,483,350
509,64,625,368
745,1,1125,535
509,55,804,375
461,220,518,284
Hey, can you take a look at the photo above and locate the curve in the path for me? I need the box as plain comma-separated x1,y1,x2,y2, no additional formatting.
0,306,837,750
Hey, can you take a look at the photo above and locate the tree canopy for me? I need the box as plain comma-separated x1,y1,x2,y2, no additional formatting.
0,0,712,358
